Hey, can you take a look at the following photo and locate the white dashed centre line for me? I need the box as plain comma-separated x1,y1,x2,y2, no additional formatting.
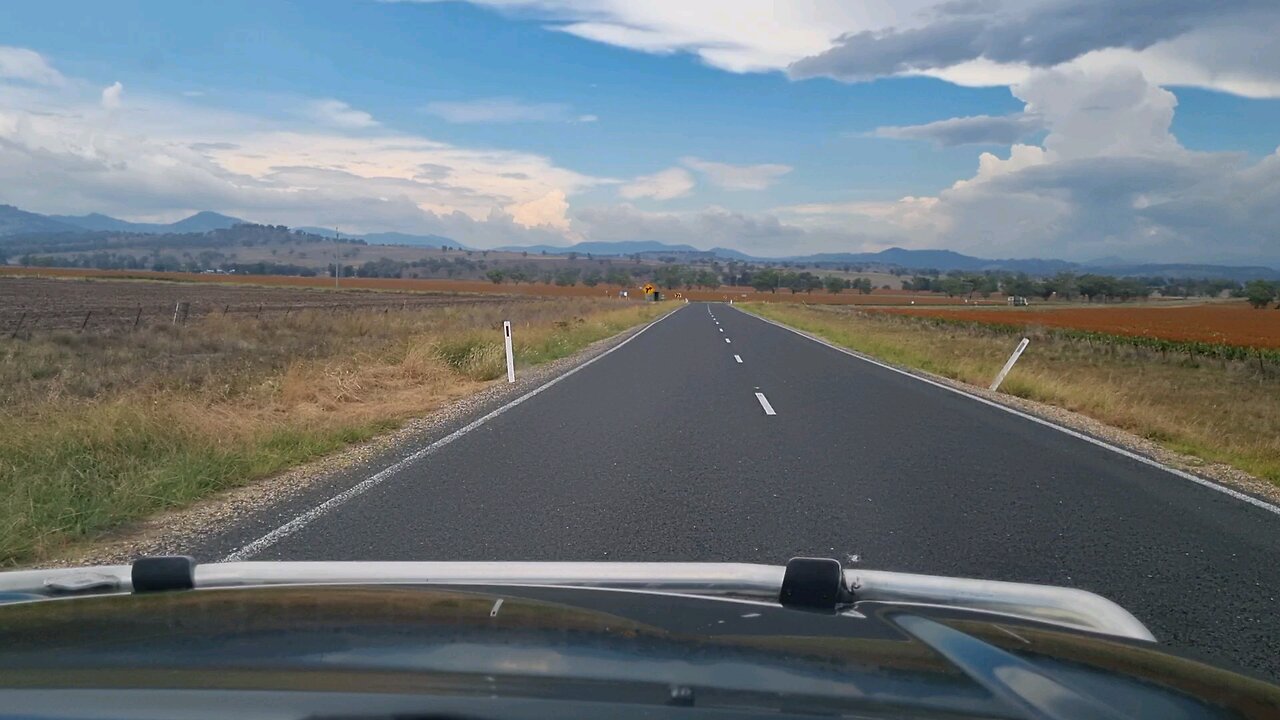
754,392,777,416
734,354,743,363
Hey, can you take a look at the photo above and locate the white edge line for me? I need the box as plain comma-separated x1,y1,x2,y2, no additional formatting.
735,307,1280,517
222,305,686,561
754,392,777,416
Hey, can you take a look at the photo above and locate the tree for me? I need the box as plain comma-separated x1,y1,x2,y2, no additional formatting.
1244,280,1277,309
751,268,780,293
605,267,631,287
795,272,822,293
939,276,972,297
485,269,505,284
823,275,845,294
554,267,581,286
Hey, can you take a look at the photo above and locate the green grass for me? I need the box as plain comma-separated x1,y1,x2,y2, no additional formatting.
748,303,1280,485
0,299,664,565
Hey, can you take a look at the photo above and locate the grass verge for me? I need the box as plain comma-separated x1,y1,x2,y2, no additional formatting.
747,303,1280,486
0,299,664,565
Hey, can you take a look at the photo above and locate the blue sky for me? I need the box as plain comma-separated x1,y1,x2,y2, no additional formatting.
1,1,1278,263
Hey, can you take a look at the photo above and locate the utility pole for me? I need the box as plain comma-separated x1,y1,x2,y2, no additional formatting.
333,227,341,288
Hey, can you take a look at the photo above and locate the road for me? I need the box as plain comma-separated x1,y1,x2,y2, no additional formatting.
195,303,1280,679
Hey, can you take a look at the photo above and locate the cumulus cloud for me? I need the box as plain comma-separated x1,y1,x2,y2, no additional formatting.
100,81,123,110
680,157,792,190
873,112,1043,146
0,70,613,244
618,167,695,200
0,46,64,85
308,98,379,128
401,1,1280,98
424,97,589,123
786,65,1280,264
573,203,901,257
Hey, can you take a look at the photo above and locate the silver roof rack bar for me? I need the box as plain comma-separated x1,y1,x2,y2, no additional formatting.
0,560,1153,642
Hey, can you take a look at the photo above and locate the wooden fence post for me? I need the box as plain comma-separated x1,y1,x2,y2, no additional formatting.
8,311,26,339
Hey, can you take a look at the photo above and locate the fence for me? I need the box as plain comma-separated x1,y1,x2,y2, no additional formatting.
2,295,515,337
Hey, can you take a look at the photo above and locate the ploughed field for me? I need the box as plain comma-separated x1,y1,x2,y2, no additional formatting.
0,275,517,334
873,302,1280,350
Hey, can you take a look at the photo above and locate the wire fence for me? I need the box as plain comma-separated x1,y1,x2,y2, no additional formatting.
1,295,516,337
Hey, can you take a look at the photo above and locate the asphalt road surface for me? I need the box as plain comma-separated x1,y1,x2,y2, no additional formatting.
195,303,1280,680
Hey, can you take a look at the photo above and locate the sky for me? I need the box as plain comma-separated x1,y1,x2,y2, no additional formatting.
1,1,1279,264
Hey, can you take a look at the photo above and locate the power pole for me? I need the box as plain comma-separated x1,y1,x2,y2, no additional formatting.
334,227,341,288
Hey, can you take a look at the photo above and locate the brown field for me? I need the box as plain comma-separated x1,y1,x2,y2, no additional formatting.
0,275,522,333
0,266,962,306
873,302,1280,349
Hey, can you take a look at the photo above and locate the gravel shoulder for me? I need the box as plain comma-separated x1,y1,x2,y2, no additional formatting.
46,310,673,567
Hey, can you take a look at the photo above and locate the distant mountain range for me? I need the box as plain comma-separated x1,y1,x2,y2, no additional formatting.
47,210,245,234
2,204,1276,280
295,228,461,248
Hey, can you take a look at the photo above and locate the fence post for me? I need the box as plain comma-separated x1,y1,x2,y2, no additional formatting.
503,321,515,384
990,337,1030,392
79,310,93,332
9,311,26,339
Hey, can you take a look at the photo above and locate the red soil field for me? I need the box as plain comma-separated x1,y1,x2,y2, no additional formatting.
874,303,1280,349
0,266,967,305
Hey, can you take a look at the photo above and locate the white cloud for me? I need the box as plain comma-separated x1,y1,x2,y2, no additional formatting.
618,167,695,200
873,112,1044,146
407,1,1280,98
424,97,587,123
100,81,123,110
308,98,379,128
0,71,610,244
681,157,792,190
573,203,898,256
506,189,572,230
776,65,1280,264
0,46,64,85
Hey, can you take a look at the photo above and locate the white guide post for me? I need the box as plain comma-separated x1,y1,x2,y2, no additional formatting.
503,321,515,384
990,337,1030,392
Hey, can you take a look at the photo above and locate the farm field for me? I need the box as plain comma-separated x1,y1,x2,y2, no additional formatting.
874,302,1280,349
0,266,962,307
0,276,519,333
0,277,665,565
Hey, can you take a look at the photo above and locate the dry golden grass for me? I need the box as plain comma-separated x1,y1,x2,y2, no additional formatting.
0,299,664,565
749,304,1280,485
